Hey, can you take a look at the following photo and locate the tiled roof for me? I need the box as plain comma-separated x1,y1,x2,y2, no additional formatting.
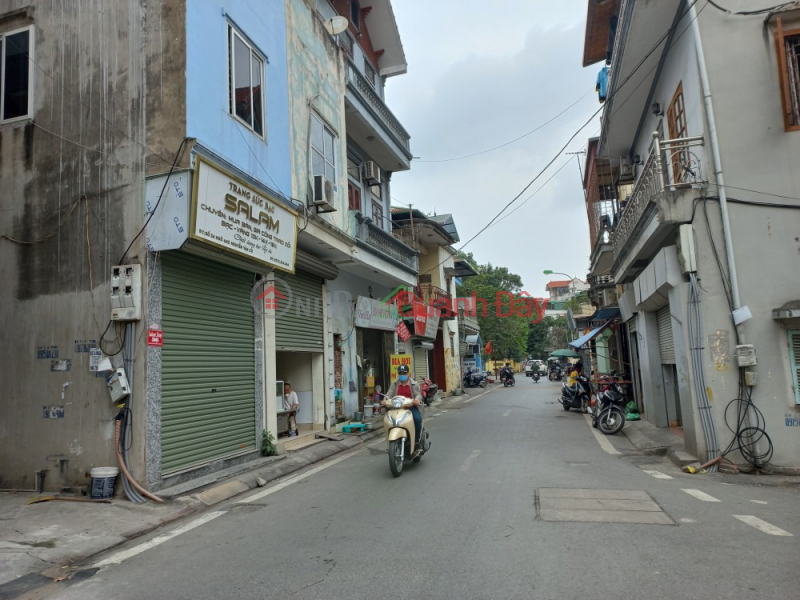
546,280,572,290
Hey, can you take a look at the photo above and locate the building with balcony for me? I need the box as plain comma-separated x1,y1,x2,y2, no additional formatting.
391,210,477,395
582,0,800,470
283,0,418,421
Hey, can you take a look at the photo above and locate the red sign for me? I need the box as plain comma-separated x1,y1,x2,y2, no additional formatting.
147,330,163,347
396,321,411,342
412,299,428,336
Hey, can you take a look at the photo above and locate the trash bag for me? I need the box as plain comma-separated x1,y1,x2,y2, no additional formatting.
625,401,638,413
625,412,641,421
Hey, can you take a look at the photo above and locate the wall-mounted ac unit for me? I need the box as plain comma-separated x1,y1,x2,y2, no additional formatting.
602,288,618,307
312,175,337,213
619,157,634,181
363,161,381,184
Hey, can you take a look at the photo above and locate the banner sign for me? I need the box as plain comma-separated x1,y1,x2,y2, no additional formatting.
396,321,411,342
412,300,428,336
191,157,298,272
390,354,413,381
354,296,399,331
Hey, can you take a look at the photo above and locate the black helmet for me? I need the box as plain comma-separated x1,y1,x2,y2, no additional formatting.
398,364,410,374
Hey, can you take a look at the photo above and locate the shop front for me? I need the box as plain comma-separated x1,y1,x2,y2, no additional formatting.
145,153,299,489
354,296,398,412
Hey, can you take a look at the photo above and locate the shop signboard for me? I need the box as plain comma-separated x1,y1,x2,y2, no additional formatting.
423,309,440,339
412,299,428,336
390,353,413,381
354,296,399,331
396,321,411,342
191,157,298,272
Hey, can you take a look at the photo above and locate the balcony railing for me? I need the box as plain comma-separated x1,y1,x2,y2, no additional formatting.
611,133,706,255
355,215,418,273
420,283,454,319
458,309,480,332
346,60,411,151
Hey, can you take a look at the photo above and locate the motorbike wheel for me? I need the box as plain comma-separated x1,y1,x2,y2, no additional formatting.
562,399,571,411
480,380,487,388
388,440,404,477
597,408,626,435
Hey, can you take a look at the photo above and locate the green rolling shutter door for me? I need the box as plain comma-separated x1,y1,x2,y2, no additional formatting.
274,270,324,351
161,252,256,474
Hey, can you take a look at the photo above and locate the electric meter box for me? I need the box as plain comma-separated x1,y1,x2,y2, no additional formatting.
106,368,131,402
735,344,758,368
110,264,142,321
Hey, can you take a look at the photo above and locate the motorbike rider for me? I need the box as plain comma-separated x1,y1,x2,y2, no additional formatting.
501,362,514,383
386,364,423,451
566,360,583,393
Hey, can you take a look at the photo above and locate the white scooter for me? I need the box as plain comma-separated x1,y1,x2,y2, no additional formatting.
382,395,431,477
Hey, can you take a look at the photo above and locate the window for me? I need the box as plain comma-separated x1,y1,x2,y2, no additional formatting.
370,181,382,200
775,18,800,131
348,182,361,211
341,32,354,57
347,156,361,182
311,114,336,183
351,0,361,31
0,26,34,123
789,330,800,405
228,25,264,136
666,81,688,183
371,199,383,228
364,58,376,88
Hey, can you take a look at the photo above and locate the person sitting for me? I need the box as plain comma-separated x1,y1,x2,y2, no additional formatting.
501,363,514,383
283,382,299,437
385,364,423,453
566,361,583,393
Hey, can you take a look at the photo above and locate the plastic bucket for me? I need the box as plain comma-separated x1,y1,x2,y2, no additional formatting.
90,467,119,500
353,411,363,423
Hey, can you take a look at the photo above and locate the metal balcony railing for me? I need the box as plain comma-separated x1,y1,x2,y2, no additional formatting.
611,133,706,255
419,283,454,318
458,309,480,332
355,215,418,273
346,59,411,151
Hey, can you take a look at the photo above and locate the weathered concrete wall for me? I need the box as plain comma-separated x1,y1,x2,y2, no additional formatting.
286,0,348,233
0,0,187,490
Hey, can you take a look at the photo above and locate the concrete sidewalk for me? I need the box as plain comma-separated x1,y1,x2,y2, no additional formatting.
0,388,483,592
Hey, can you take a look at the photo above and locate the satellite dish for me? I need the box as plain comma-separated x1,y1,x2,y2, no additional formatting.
325,16,349,36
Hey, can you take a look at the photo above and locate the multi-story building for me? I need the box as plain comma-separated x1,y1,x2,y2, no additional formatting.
581,0,800,470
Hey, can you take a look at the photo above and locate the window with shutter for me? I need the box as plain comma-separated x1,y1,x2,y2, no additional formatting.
348,182,361,211
774,18,800,132
789,330,800,405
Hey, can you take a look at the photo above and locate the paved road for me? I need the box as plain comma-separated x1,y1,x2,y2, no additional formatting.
37,381,800,599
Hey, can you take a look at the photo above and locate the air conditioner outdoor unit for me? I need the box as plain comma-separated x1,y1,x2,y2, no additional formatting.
602,288,618,306
363,161,381,184
312,174,337,213
619,157,634,180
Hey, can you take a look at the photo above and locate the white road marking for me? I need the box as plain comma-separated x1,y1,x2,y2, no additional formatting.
463,387,494,403
642,470,673,480
459,450,482,473
733,515,793,536
682,489,721,502
240,451,363,503
502,410,512,417
582,413,621,455
441,410,449,414
679,518,697,523
750,500,768,505
94,511,226,567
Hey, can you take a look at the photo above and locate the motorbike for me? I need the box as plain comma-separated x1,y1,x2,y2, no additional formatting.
592,376,627,435
548,366,563,381
532,371,540,383
420,377,438,407
463,370,488,388
501,369,515,387
383,395,431,477
560,374,593,412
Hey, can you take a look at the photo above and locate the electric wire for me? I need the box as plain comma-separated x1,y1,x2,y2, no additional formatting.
706,0,799,16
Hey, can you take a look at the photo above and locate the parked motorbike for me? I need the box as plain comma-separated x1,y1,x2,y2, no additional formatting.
420,377,438,407
592,376,626,435
532,371,540,383
501,369,515,387
463,370,488,388
560,374,593,412
383,395,431,477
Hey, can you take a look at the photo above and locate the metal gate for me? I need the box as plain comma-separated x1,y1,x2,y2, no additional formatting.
274,270,324,351
161,252,256,474
656,306,676,364
413,348,429,381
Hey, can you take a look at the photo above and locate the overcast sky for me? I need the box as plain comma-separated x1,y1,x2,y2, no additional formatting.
387,0,601,296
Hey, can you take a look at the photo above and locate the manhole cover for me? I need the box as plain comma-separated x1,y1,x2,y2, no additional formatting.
628,456,665,465
535,488,674,525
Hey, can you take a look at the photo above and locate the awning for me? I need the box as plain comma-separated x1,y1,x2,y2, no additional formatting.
569,319,614,349
589,307,621,322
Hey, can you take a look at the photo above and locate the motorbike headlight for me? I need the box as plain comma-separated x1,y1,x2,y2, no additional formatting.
391,397,403,409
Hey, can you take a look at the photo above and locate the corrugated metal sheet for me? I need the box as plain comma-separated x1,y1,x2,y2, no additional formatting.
274,270,324,351
161,252,256,474
790,331,800,405
657,306,675,364
413,348,429,381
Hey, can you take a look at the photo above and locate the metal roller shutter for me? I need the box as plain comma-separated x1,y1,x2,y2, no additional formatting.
657,306,676,364
161,252,256,474
413,348,429,381
274,270,324,351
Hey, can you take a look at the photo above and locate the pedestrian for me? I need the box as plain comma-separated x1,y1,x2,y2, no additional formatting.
283,382,299,437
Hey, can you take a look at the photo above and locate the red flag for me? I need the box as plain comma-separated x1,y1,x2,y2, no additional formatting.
484,341,492,354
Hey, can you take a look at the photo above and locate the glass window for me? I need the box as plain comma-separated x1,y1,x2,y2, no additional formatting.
364,59,376,88
311,114,336,183
1,27,34,122
371,200,384,229
347,156,361,181
351,0,361,30
229,25,264,136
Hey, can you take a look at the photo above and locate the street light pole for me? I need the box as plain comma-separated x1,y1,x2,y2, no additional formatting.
543,270,577,297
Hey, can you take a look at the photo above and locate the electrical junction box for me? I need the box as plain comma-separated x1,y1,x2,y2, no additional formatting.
110,264,142,321
744,371,757,387
676,224,697,274
106,368,130,402
735,344,758,368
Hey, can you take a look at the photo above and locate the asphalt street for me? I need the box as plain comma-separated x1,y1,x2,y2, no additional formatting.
32,380,800,600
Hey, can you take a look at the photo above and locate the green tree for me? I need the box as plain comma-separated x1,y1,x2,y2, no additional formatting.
456,252,529,361
527,315,570,358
